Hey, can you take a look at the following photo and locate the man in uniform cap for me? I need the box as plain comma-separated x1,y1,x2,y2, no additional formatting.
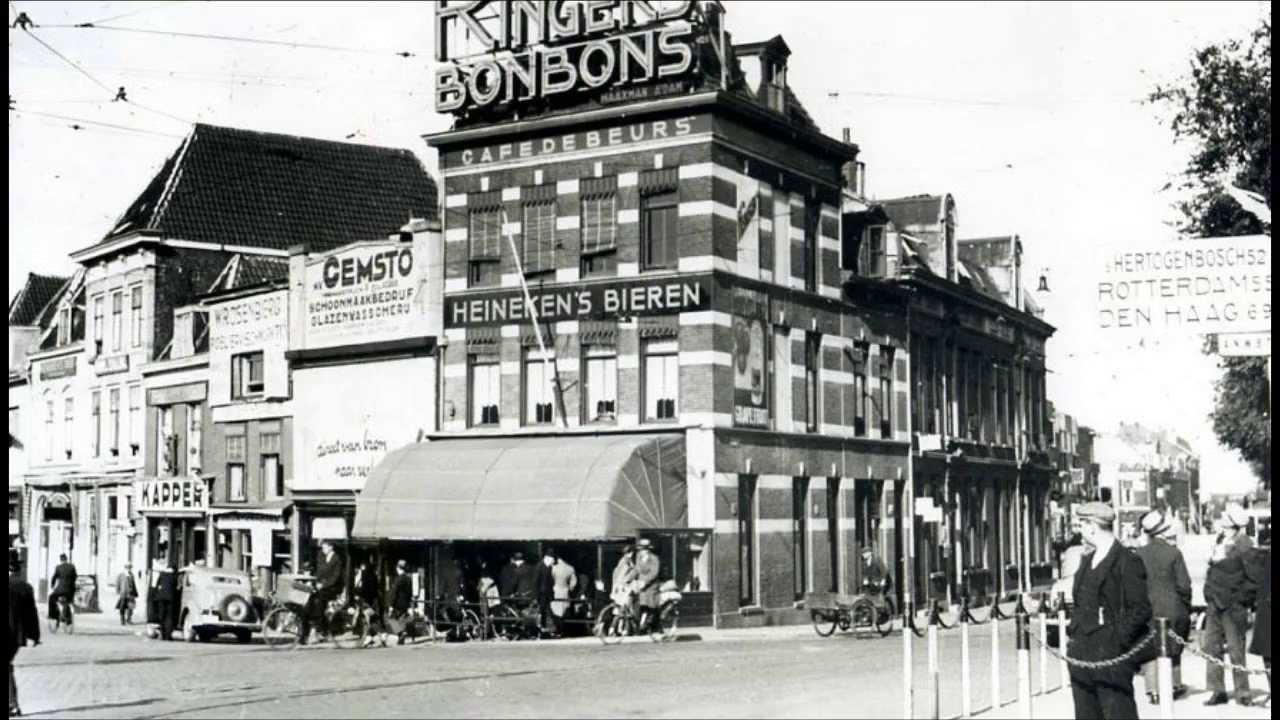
1066,501,1152,720
1133,510,1191,703
1202,504,1257,706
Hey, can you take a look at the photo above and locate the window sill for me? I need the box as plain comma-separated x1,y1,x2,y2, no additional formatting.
738,605,765,617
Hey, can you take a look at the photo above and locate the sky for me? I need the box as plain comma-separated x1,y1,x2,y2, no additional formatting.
8,1,1270,494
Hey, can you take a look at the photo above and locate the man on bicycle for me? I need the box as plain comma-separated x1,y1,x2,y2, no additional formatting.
861,547,890,597
632,539,661,633
48,554,77,625
299,540,344,645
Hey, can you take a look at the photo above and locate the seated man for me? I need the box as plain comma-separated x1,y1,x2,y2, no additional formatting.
299,540,344,644
861,547,890,597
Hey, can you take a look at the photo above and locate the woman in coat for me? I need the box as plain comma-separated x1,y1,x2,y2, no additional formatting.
1133,511,1192,704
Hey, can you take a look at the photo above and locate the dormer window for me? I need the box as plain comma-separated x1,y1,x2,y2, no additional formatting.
57,307,71,346
859,226,887,277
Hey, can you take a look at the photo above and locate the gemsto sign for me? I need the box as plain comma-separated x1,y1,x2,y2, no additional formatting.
434,0,699,114
446,274,711,327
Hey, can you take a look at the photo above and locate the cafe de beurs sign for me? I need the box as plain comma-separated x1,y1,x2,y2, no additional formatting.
434,0,700,114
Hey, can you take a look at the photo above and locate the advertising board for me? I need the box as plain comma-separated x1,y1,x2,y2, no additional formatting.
731,287,769,428
303,241,429,349
136,478,208,512
446,274,711,328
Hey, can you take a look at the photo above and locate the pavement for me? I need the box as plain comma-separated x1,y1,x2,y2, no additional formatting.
11,610,1272,719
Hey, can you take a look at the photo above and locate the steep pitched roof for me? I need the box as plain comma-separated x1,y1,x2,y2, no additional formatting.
8,273,69,326
880,195,944,229
206,255,290,295
98,123,438,254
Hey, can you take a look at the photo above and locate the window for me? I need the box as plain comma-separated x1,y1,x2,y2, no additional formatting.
803,200,819,292
853,343,869,437
57,307,71,346
128,386,141,454
186,403,202,476
524,349,556,425
239,530,253,574
860,226,886,276
91,391,102,457
109,388,120,455
642,339,679,422
580,177,617,277
108,495,120,521
879,346,895,439
111,291,123,351
158,406,174,475
521,186,557,274
469,354,501,426
793,477,810,599
130,286,143,347
227,434,247,502
45,400,54,461
231,352,265,399
641,188,678,270
582,346,618,423
827,478,841,592
262,452,283,499
469,194,502,287
804,332,820,433
92,295,104,351
738,475,757,605
63,398,73,459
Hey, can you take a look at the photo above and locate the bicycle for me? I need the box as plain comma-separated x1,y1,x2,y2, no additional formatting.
262,585,370,650
48,595,75,635
594,582,681,645
428,595,482,642
807,581,895,638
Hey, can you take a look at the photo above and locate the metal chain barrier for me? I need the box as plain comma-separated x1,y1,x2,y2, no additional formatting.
1167,630,1271,677
1030,626,1158,670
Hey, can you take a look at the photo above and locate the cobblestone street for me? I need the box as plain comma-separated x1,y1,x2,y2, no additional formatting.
12,613,1271,719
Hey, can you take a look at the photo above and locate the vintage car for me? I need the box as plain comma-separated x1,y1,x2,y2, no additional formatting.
177,564,261,643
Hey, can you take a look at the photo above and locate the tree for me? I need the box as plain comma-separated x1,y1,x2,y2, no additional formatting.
1149,16,1271,488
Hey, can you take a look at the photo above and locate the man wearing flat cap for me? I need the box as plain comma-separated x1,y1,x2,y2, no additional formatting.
1202,504,1257,706
1066,501,1152,720
1133,510,1191,704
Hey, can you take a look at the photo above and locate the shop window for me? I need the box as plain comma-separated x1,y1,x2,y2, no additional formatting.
580,177,617,277
130,285,143,347
853,343,869,437
469,194,502,288
63,397,73,459
803,200,819,292
521,186,556,275
231,352,264,399
45,399,54,461
879,346,894,439
804,332,820,433
109,388,120,455
91,391,102,457
642,339,679,422
524,349,556,425
92,294,104,353
128,385,141,455
582,346,617,423
469,354,500,426
641,188,678,270
738,475,757,606
111,290,123,352
827,478,841,592
793,477,809,599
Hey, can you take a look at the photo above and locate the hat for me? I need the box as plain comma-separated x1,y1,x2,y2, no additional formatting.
396,559,408,570
542,548,557,559
635,538,653,550
1077,501,1116,525
511,551,525,561
1139,510,1169,537
1224,505,1249,528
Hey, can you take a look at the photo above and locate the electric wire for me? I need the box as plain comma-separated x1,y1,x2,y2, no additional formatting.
11,108,185,139
77,0,196,27
50,22,416,58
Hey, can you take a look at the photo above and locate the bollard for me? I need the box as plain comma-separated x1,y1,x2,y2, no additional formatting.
928,605,940,720
1157,617,1174,720
960,596,972,718
1038,607,1048,693
1057,591,1069,691
1016,607,1032,718
990,599,1001,711
903,601,914,720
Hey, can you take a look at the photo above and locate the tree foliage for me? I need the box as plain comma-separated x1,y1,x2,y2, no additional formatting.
1149,17,1271,487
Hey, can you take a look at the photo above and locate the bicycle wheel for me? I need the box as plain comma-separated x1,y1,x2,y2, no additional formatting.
649,601,679,642
811,609,838,637
850,598,878,635
595,604,624,645
873,602,895,638
457,608,483,642
332,608,365,649
63,604,75,635
263,607,302,650
489,604,524,641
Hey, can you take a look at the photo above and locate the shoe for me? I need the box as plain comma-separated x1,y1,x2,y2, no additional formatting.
1204,692,1230,706
1237,696,1253,707
1172,685,1188,700
1147,693,1159,705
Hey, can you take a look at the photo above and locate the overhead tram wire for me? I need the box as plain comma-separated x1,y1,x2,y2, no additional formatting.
76,0,199,27
46,23,417,58
11,108,185,139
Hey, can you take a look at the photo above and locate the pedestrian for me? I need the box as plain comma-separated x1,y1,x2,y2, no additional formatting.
611,544,638,617
354,561,384,648
633,539,661,631
154,561,179,641
478,562,501,612
536,549,556,636
388,560,415,645
115,563,139,626
10,557,41,718
1066,501,1152,720
1132,510,1191,704
1246,545,1270,691
48,553,77,623
1202,511,1258,707
300,540,344,646
1219,505,1256,558
498,551,525,602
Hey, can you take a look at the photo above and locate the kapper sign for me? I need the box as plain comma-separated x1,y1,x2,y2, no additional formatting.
434,0,699,114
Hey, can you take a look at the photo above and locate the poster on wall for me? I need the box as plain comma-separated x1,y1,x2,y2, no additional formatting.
732,287,769,428
304,241,427,349
735,175,761,279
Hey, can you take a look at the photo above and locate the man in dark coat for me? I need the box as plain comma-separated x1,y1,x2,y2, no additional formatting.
536,549,557,636
388,560,415,644
10,559,41,717
300,540,345,645
1133,510,1192,704
48,553,77,621
153,561,180,641
1066,502,1152,720
1202,508,1258,706
1246,546,1270,690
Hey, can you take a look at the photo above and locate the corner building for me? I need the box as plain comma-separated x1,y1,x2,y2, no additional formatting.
405,26,913,628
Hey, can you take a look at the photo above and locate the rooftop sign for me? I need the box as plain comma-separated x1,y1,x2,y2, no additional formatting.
434,0,700,115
